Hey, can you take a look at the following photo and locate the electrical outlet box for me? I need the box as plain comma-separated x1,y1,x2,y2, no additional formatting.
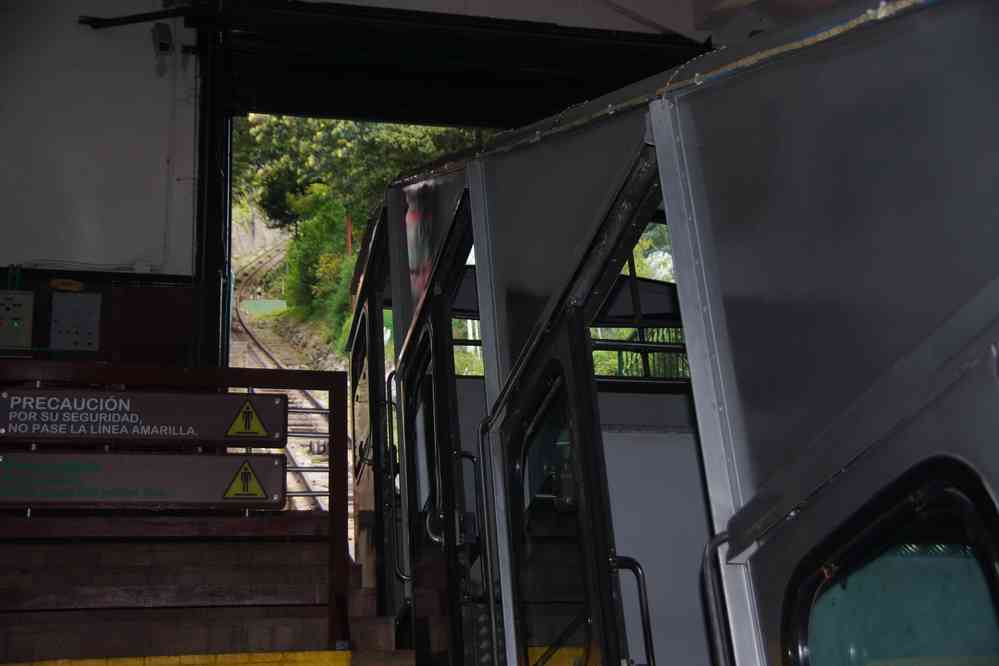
50,291,102,352
0,291,34,350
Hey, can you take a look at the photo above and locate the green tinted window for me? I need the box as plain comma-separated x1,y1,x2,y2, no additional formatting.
807,521,999,665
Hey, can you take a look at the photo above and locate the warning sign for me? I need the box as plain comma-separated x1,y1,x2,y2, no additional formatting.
227,400,269,437
0,452,285,508
223,460,267,499
0,389,287,447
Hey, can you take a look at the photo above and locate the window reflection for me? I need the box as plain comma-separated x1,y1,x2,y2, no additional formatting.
515,389,589,662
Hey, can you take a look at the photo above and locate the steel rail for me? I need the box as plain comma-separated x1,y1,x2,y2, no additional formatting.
233,245,332,510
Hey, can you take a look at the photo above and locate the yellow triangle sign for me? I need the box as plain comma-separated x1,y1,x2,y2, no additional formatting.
227,399,269,437
224,461,267,499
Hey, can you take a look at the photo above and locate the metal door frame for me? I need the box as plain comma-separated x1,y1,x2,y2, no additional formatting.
348,215,400,618
396,191,477,664
492,306,625,666
479,143,664,665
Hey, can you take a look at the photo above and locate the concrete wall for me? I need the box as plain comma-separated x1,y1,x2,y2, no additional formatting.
0,1,197,276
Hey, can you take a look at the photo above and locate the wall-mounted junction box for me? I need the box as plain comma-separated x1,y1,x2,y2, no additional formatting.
0,290,34,350
50,291,101,351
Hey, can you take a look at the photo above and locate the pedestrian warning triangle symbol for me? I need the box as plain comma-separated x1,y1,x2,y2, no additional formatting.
224,461,267,499
227,399,269,437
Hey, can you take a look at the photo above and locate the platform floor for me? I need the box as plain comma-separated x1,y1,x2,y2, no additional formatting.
1,651,351,666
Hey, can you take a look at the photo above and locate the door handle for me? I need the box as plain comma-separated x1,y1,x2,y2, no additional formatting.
612,554,656,666
459,450,481,547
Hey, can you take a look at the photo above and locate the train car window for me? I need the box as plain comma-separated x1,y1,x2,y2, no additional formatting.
352,355,370,475
625,219,674,283
452,317,484,376
591,326,688,379
515,388,589,664
351,312,369,474
386,377,401,496
590,219,688,381
412,370,435,513
787,465,999,666
383,308,395,368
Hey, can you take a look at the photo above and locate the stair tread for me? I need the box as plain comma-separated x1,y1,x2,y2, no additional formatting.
350,649,415,666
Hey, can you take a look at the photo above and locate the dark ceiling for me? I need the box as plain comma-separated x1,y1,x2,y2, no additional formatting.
213,1,708,128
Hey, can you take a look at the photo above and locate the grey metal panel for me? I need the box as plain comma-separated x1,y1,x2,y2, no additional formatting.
651,92,766,666
0,452,286,508
386,170,466,358
468,160,520,666
747,344,999,665
602,428,711,666
468,160,508,402
660,0,999,502
478,110,648,385
597,391,693,431
451,266,479,318
386,185,413,360
597,277,682,326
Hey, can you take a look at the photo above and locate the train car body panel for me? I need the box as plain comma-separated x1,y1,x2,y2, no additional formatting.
349,1,999,664
653,0,999,665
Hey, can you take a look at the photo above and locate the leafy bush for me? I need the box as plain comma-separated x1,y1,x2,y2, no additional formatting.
284,184,347,311
235,114,494,357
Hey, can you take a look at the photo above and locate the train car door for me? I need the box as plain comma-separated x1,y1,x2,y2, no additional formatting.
481,145,675,666
348,215,405,623
397,192,488,665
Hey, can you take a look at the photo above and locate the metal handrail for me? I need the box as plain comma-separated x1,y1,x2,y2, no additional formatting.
426,509,444,545
591,340,686,354
386,370,414,583
288,430,330,439
702,532,734,666
288,406,330,415
287,466,328,472
459,450,481,546
613,555,656,666
288,491,330,497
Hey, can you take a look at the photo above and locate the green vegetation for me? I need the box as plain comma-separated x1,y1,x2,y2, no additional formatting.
591,222,682,377
233,114,492,353
451,318,484,376
241,299,288,317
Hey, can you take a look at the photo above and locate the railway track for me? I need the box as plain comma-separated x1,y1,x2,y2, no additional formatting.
231,246,353,534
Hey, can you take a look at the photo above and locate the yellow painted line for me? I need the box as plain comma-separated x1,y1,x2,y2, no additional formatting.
526,647,587,666
2,652,352,666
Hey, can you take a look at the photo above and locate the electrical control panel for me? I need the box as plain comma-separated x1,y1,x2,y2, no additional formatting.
50,291,102,352
0,290,34,350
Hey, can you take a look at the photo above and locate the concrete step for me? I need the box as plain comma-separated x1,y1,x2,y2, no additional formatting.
350,560,364,590
349,587,378,618
350,616,397,652
425,614,449,654
351,650,415,666
0,542,331,611
0,605,330,662
412,587,443,618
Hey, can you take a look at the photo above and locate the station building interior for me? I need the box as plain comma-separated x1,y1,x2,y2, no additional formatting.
2,2,998,666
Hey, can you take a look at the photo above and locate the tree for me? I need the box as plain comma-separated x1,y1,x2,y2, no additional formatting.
232,114,492,231
232,113,495,352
